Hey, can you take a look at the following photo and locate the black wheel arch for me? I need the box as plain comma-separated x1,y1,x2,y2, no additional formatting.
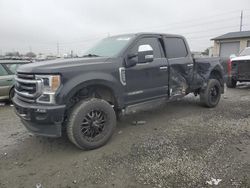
56,72,124,109
59,80,123,110
208,68,224,94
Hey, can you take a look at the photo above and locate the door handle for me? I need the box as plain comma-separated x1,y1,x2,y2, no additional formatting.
187,64,193,67
160,66,168,70
7,79,13,81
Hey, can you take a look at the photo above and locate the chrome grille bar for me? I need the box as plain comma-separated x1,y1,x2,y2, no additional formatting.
15,73,43,101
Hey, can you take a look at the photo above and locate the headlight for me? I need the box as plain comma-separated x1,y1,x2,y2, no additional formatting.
35,75,61,104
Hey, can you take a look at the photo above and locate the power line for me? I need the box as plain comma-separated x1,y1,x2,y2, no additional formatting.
57,15,250,46
21,10,250,47
38,10,250,47
151,15,250,32
181,25,239,36
113,10,250,34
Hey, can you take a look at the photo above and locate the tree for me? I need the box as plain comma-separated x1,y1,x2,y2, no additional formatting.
5,51,20,57
25,52,36,58
202,48,209,56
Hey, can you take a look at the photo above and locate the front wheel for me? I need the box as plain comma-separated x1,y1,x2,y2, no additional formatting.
200,79,221,108
67,98,116,150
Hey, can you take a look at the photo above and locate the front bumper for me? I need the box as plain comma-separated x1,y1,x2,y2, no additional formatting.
13,96,66,137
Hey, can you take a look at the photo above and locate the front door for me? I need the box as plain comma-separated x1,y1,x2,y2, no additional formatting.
124,37,169,105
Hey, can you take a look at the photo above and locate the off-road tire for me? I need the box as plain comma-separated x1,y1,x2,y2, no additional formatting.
200,79,221,108
67,98,116,150
226,78,237,88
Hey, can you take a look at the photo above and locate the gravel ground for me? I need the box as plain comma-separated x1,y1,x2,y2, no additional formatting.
0,84,250,188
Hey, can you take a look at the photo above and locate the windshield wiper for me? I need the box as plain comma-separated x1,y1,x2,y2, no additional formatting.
83,54,100,57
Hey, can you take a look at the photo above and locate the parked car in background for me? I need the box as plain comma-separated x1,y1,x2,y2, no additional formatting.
227,47,250,88
0,59,30,101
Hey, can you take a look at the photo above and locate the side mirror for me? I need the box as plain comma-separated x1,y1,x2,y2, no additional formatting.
125,53,137,68
138,44,154,63
125,44,154,68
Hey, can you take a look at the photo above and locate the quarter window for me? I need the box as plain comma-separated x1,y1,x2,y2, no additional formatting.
164,37,188,58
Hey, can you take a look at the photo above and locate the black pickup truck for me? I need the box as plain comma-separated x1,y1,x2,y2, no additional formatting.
13,33,224,150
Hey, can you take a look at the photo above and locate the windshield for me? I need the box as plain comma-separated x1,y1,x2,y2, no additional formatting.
239,48,250,56
84,35,135,57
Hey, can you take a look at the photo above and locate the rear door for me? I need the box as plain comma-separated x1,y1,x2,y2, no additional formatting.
0,64,13,98
163,37,194,98
124,36,169,105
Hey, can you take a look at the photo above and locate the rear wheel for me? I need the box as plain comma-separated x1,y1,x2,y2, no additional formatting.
67,98,116,150
200,79,221,108
226,78,237,88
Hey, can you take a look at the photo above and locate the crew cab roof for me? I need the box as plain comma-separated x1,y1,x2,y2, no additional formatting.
135,32,184,38
112,32,185,38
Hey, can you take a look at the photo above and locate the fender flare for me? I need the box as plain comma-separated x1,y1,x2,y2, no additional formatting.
207,65,225,93
56,72,124,108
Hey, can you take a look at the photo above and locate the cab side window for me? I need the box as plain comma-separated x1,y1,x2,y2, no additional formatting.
0,64,8,76
164,37,188,59
130,37,163,60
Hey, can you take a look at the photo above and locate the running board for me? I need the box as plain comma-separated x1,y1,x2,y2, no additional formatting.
124,98,166,115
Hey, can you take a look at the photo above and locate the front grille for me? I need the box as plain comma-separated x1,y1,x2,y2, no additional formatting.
232,60,250,80
17,73,35,80
15,73,42,103
236,60,250,73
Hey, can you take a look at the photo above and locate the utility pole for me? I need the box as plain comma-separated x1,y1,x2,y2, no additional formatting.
240,10,243,32
57,42,59,57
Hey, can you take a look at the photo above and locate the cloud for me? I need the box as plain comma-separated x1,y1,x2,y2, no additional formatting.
0,0,249,55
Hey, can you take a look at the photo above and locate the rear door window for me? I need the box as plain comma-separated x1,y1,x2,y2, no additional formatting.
5,64,21,74
0,64,8,76
164,37,188,59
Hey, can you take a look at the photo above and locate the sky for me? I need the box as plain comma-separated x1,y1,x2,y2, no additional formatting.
0,0,250,56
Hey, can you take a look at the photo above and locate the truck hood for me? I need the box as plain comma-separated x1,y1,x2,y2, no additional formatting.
17,57,110,73
231,55,250,61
